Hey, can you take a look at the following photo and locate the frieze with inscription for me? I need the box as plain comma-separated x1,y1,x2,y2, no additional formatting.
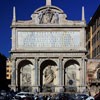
17,31,80,50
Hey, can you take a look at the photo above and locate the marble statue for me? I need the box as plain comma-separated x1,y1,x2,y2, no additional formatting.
44,65,56,85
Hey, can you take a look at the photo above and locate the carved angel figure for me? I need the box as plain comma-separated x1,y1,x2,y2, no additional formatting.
38,11,43,24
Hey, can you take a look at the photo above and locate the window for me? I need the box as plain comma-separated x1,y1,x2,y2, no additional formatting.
92,23,96,33
99,31,100,39
98,17,100,26
92,37,94,45
92,48,97,58
94,48,96,57
97,18,99,27
86,32,90,41
97,31,99,40
97,69,100,80
97,31,100,40
97,46,99,55
99,45,100,53
92,35,96,45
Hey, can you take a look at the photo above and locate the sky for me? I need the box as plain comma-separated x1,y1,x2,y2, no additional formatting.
0,0,99,57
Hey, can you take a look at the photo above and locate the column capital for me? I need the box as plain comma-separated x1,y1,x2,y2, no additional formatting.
59,57,63,61
35,57,39,61
11,57,16,61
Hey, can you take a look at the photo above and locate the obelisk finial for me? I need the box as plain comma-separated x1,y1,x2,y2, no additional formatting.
46,0,52,6
13,6,16,21
82,6,85,21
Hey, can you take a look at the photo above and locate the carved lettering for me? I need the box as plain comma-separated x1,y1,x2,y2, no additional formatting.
17,31,80,49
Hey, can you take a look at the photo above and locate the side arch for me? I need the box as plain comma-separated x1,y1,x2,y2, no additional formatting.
17,60,34,92
64,59,80,92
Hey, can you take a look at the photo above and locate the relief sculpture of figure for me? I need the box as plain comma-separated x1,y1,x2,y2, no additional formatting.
44,65,56,85
53,12,59,24
22,73,31,85
38,11,43,24
43,12,51,24
43,8,54,24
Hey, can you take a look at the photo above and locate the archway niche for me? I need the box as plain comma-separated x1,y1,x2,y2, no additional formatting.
64,59,80,92
18,60,34,92
40,60,57,92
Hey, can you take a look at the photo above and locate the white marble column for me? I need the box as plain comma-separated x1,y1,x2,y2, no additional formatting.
35,57,38,85
82,58,85,86
56,57,63,92
59,57,63,85
33,57,39,92
82,58,87,86
80,57,86,92
31,64,35,86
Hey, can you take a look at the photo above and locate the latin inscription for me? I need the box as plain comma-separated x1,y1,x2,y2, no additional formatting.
17,31,80,49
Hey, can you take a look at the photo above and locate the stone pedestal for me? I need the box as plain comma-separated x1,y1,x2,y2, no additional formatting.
55,86,64,92
32,86,39,93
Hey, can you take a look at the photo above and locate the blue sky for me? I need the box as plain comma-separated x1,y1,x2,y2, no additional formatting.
0,0,99,57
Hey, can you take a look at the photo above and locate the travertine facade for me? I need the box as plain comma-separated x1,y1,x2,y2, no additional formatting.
10,1,87,92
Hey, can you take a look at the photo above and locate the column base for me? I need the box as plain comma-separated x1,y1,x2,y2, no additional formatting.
32,86,40,93
55,86,64,92
78,85,86,93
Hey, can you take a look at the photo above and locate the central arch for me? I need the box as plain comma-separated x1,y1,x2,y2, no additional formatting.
40,60,57,92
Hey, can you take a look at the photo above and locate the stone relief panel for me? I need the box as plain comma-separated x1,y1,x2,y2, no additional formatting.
42,65,58,92
43,65,56,85
43,65,58,86
30,6,85,25
20,64,34,86
37,8,59,24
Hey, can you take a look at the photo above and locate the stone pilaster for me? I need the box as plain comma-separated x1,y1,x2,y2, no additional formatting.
80,57,86,92
11,28,16,50
55,57,64,92
35,57,38,85
33,57,39,92
59,57,63,85
31,60,35,86
82,58,85,86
